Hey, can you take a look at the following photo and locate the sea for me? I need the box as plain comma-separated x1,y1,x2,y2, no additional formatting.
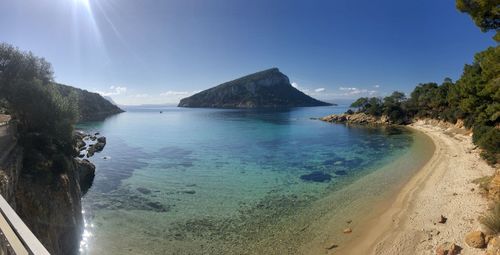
76,105,434,254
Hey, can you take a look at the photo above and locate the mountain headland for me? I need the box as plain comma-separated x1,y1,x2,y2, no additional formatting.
178,68,333,108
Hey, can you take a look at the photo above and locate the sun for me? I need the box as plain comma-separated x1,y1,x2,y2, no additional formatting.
75,0,91,8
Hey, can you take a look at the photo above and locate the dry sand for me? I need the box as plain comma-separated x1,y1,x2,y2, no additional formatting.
335,120,496,255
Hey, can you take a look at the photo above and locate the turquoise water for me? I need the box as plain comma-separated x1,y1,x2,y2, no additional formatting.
77,106,430,254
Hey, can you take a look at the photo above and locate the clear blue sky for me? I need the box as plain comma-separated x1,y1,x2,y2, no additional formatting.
0,0,495,105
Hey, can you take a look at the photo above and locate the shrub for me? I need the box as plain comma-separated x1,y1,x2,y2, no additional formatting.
481,202,500,234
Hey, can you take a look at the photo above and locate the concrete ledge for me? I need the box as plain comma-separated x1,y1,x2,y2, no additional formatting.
0,195,50,255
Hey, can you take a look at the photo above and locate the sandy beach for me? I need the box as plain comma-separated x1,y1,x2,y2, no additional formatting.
335,120,496,254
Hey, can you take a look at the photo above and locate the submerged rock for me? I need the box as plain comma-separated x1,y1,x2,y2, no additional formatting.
334,170,348,176
136,187,152,195
300,171,332,182
146,201,168,212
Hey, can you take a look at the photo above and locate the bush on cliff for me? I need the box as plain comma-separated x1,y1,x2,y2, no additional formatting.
0,43,78,174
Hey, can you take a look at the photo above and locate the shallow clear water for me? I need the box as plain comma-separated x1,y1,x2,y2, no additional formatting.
77,106,432,254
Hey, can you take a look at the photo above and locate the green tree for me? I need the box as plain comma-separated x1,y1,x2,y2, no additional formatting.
0,43,78,173
456,0,500,41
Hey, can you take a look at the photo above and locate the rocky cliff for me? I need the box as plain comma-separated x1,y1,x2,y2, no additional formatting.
178,68,333,108
55,83,124,122
0,120,96,254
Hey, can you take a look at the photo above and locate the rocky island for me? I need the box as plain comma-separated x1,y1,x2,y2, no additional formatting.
178,68,333,108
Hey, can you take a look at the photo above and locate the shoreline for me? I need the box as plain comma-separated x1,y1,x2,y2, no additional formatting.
333,120,496,254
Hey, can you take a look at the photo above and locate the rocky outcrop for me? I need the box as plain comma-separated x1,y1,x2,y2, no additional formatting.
178,68,333,108
320,113,392,125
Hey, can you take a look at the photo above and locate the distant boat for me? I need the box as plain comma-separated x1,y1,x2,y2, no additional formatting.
160,111,163,113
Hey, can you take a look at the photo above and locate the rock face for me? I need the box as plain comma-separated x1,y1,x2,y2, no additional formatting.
76,159,95,195
465,231,486,248
15,160,83,255
54,83,124,121
0,123,98,254
178,68,333,108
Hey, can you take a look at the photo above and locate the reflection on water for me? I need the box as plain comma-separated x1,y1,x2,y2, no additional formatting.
76,106,423,254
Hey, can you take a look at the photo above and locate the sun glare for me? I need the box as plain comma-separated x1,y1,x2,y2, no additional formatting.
75,0,90,8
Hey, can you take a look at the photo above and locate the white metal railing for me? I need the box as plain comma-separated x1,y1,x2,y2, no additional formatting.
0,195,50,255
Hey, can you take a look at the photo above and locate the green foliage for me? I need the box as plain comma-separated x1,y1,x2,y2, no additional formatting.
350,92,408,124
0,43,78,173
474,125,500,164
456,0,500,41
472,175,494,192
349,97,384,116
350,46,499,164
452,47,500,128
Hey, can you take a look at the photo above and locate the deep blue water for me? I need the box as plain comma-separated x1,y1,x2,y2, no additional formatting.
76,105,423,254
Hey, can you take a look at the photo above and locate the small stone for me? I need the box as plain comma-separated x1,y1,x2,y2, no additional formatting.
438,215,447,224
452,192,458,196
436,242,461,255
465,231,486,248
343,228,352,234
471,188,475,192
346,220,352,224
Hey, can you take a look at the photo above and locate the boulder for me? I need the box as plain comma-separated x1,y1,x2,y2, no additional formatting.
87,146,95,157
97,136,106,144
486,236,500,255
93,142,105,152
436,242,461,255
465,231,486,248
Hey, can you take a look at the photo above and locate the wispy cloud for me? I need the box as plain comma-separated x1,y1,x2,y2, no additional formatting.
135,93,150,98
314,88,325,92
291,81,313,93
339,87,377,96
96,86,127,96
160,90,189,96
